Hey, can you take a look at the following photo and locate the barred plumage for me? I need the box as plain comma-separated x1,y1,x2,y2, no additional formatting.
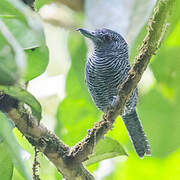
78,28,151,158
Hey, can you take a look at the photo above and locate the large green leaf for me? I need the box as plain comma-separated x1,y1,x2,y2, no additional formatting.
0,142,14,180
24,46,49,81
138,88,180,157
0,0,48,83
0,0,45,46
0,19,49,82
0,111,32,180
150,47,180,93
2,18,44,49
0,19,25,84
0,34,18,85
84,137,127,166
0,1,25,21
112,148,180,180
0,86,42,122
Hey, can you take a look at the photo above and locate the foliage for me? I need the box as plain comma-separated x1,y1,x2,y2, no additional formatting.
0,85,42,121
0,0,179,179
0,111,32,180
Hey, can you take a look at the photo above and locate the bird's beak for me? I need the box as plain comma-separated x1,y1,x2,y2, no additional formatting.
77,28,95,39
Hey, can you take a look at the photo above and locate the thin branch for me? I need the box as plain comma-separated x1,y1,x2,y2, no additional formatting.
1,0,175,179
32,147,41,180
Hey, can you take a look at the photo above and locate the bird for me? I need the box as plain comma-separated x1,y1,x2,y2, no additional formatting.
78,28,151,158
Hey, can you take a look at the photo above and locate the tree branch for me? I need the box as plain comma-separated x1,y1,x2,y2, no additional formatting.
7,106,94,180
1,0,174,179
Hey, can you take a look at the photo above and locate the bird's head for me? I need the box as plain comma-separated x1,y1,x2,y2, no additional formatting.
77,28,127,51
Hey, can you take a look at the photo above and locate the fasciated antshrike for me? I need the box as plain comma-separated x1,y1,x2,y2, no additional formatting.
78,28,151,158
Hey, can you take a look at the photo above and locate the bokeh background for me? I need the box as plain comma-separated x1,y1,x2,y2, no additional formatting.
1,0,180,179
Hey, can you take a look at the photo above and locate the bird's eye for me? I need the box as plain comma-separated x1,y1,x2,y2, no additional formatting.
104,34,111,41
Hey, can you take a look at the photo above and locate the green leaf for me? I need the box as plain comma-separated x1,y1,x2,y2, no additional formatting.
34,0,53,11
139,46,180,157
0,0,45,46
114,149,180,180
0,0,48,84
2,18,45,49
0,18,26,78
0,86,42,122
0,18,49,83
150,47,180,93
84,137,127,166
0,40,18,85
0,111,32,180
0,1,25,21
24,46,49,81
0,142,14,180
56,32,100,146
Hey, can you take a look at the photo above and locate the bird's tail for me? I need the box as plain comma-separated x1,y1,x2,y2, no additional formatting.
122,109,151,158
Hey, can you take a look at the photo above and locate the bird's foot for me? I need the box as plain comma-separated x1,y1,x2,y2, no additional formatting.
111,96,117,107
106,96,117,111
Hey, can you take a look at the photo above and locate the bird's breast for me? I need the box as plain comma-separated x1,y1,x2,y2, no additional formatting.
85,54,130,111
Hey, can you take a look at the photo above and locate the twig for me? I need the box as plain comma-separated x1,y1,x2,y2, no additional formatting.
33,147,41,180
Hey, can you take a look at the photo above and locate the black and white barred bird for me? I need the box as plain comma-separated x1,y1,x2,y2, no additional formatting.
78,28,151,158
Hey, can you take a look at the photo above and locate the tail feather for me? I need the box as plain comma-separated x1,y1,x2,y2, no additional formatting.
122,109,151,158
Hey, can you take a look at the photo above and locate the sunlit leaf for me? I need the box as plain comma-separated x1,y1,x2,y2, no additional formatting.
0,0,45,45
24,46,49,82
0,86,42,122
0,0,47,84
0,18,26,76
0,0,25,21
114,156,163,180
0,19,49,83
2,18,44,49
0,143,13,180
84,137,127,166
34,0,53,11
113,149,180,180
138,88,180,157
0,38,18,85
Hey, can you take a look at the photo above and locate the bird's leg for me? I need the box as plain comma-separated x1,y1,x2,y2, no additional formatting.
106,96,117,111
111,96,117,107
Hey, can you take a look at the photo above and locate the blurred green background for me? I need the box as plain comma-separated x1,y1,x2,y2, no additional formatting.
0,0,180,179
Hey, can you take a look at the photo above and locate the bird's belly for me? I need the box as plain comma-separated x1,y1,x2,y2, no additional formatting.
85,55,132,112
88,82,117,111
85,67,119,112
